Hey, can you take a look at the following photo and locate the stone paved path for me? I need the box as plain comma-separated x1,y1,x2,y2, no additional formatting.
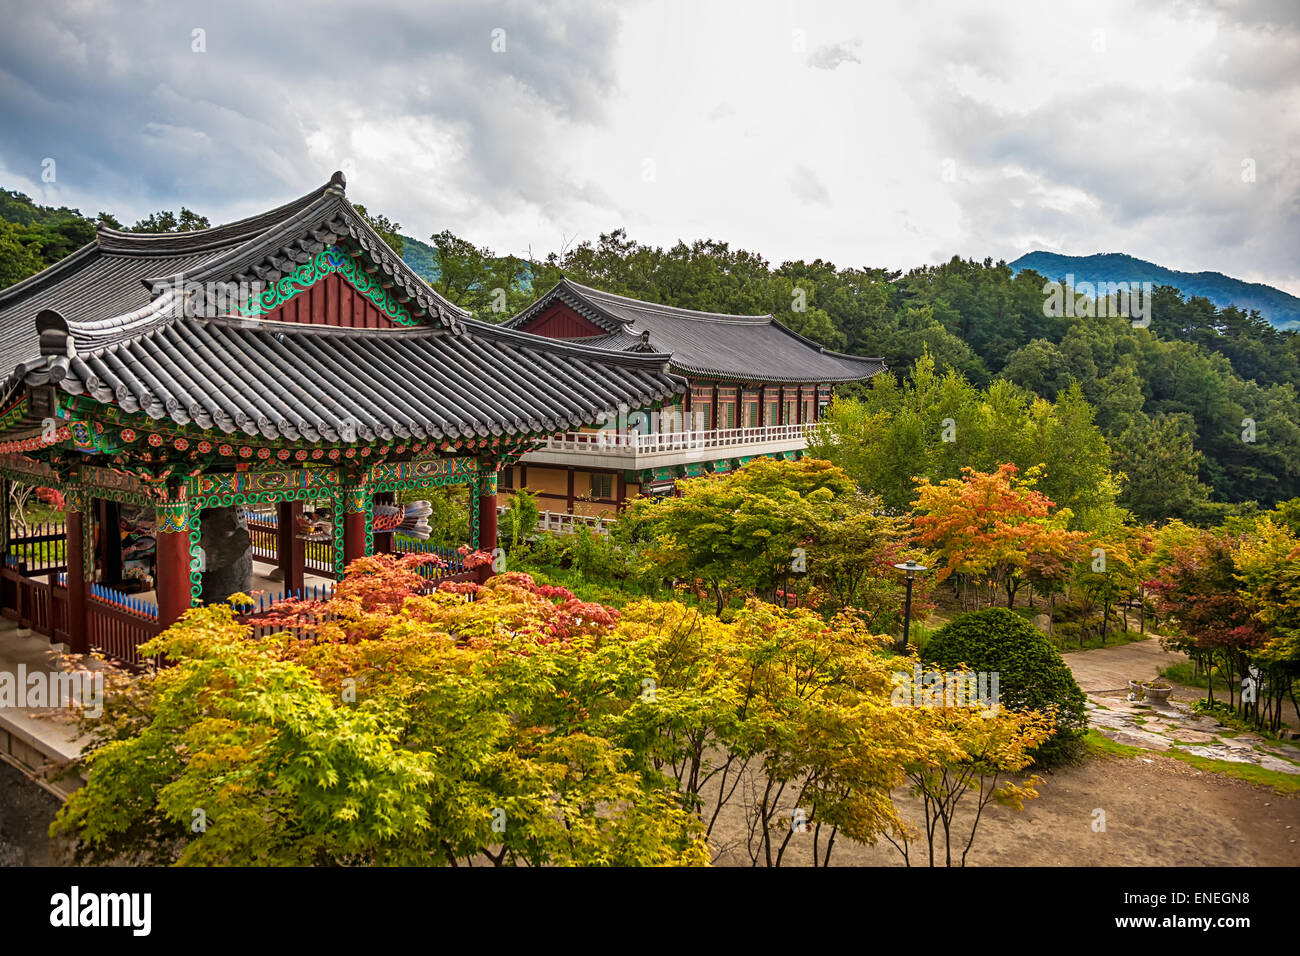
1085,695,1300,773
1060,636,1300,775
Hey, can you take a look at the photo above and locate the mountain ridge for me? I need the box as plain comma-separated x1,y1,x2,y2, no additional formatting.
1009,251,1300,330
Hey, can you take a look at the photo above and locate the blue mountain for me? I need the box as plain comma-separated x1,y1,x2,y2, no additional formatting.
1009,251,1300,331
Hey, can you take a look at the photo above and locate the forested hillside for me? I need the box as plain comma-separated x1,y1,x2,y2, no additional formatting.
1011,251,1300,330
3,187,1298,519
516,230,1300,517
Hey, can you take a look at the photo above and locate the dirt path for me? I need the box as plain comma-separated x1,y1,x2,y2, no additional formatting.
1061,637,1182,693
0,761,61,866
708,637,1300,866
705,747,1300,866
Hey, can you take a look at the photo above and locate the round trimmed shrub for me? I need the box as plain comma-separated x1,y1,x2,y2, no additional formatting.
924,607,1087,764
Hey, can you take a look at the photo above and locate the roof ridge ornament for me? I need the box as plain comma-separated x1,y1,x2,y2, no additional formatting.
35,308,75,358
327,170,347,194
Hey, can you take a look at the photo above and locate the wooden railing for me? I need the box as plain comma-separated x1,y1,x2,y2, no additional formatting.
6,521,67,574
0,566,67,642
87,583,160,668
242,507,334,576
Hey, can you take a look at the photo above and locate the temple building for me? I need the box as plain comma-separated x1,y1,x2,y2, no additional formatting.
501,279,884,524
0,173,683,663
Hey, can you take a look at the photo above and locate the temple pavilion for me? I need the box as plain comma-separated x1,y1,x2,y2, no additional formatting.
0,172,683,663
500,279,884,523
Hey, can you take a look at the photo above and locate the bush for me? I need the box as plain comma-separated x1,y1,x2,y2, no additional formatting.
924,607,1088,765
499,489,540,551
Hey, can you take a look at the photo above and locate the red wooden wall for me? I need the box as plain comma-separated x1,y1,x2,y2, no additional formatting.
261,272,400,329
518,302,606,339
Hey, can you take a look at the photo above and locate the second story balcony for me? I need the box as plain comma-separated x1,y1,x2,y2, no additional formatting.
520,421,828,470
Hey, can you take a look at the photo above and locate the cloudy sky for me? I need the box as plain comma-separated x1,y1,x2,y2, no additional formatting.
1,0,1296,292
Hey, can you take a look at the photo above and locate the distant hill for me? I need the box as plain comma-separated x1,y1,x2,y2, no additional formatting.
399,234,440,283
1009,251,1300,331
399,233,534,292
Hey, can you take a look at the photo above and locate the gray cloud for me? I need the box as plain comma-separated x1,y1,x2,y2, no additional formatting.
807,41,861,70
0,0,622,222
789,165,831,206
902,4,1300,290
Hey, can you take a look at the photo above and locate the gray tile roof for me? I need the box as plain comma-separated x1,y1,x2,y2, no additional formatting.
505,278,886,384
23,317,681,442
0,175,684,440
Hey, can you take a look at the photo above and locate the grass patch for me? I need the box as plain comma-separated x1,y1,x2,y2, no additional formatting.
1083,728,1144,759
1166,747,1300,794
1086,731,1300,793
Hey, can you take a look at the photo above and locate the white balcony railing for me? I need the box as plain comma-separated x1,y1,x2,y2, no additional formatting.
498,506,615,536
537,421,826,457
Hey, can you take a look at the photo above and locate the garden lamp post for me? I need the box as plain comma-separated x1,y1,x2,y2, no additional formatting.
894,560,929,653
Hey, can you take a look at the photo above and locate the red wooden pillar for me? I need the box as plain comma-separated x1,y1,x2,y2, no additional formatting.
341,484,369,574
64,494,88,653
276,500,304,594
372,492,395,554
476,468,498,583
156,498,192,630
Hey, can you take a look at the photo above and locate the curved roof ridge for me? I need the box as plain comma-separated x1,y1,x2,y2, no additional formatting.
161,188,471,325
95,172,343,256
64,290,182,351
506,277,886,384
560,277,775,324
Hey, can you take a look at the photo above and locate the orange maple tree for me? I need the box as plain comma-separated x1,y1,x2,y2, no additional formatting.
911,464,1085,608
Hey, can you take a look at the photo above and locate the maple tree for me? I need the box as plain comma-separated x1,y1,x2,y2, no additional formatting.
55,553,1057,867
887,700,1052,867
1071,526,1153,645
1230,518,1300,731
1145,529,1264,708
911,464,1084,609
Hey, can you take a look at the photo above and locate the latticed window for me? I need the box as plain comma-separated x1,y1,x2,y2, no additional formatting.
591,473,614,499
745,402,759,427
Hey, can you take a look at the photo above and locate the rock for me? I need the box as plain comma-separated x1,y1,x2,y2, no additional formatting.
1102,728,1173,751
1142,719,1177,732
199,506,253,605
1257,755,1300,775
1089,711,1138,730
1165,729,1217,743
1031,614,1052,634
1181,744,1254,764
1180,745,1300,774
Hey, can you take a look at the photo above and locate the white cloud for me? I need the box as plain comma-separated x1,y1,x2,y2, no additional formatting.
0,0,1294,295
